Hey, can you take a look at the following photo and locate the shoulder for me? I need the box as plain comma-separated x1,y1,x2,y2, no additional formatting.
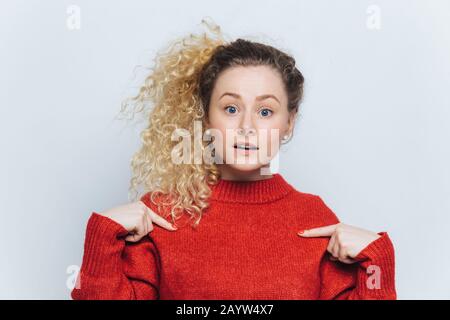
139,191,171,215
139,191,192,232
289,190,341,227
139,191,156,210
138,191,174,234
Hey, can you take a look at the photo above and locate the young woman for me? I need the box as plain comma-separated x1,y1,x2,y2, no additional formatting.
71,20,396,300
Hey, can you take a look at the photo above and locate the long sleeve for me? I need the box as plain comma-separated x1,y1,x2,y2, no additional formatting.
319,231,397,300
310,195,397,300
71,212,160,300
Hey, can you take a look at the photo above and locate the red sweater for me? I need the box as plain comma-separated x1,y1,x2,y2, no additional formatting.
71,173,396,300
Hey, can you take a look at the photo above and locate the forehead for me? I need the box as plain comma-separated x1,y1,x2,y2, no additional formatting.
211,65,286,102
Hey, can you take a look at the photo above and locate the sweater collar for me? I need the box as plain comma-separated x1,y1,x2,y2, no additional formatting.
209,173,294,204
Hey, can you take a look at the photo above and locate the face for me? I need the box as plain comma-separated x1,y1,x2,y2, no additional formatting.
206,65,296,176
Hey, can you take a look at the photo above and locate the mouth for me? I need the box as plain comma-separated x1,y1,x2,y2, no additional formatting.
233,142,259,151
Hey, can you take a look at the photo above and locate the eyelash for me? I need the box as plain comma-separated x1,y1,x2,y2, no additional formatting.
224,105,273,117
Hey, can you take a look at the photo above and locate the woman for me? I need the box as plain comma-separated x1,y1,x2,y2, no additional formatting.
71,19,396,300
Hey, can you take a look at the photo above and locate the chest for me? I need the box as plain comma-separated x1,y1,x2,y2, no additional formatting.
154,207,330,299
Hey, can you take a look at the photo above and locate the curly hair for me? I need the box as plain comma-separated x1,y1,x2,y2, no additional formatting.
118,18,305,229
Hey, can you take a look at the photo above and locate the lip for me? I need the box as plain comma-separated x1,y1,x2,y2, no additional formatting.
233,142,259,150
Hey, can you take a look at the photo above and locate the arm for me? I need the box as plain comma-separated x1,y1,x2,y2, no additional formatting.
319,231,397,300
70,212,160,300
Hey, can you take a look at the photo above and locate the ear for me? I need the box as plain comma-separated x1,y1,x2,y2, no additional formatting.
285,111,298,136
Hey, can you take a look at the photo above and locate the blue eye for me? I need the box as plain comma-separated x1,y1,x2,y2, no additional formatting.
225,105,237,114
259,108,273,117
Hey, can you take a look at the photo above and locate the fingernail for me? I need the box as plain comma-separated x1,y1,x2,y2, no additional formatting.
297,230,304,235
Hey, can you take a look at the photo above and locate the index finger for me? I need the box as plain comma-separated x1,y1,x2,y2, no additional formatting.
145,206,177,231
298,223,339,237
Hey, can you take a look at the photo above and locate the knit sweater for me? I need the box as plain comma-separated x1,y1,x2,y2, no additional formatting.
71,173,396,300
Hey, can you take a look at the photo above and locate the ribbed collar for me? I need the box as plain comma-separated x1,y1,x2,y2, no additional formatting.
209,173,294,204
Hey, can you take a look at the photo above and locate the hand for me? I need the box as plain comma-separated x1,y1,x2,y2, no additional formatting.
297,223,381,264
100,200,177,242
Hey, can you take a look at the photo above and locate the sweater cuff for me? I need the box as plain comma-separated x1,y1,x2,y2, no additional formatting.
354,232,394,263
80,212,129,277
353,232,396,299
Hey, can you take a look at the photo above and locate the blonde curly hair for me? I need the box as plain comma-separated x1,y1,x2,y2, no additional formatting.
118,18,304,229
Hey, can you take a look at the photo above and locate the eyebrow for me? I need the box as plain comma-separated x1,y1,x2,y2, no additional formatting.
219,92,281,105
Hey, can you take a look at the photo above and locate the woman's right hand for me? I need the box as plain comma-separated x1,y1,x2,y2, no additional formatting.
99,201,177,242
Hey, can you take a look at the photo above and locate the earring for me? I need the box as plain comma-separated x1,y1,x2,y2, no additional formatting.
281,133,290,144
205,129,211,136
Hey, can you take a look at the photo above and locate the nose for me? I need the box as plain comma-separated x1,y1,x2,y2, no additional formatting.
237,110,256,136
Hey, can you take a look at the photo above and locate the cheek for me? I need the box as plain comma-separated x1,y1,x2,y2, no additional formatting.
258,118,286,139
208,112,238,144
259,129,281,156
206,121,230,159
257,119,288,153
208,108,232,129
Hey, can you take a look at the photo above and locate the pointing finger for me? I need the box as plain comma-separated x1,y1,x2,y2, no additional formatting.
146,207,178,231
298,223,339,238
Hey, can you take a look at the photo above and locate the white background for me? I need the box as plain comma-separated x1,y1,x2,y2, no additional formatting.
1,0,449,299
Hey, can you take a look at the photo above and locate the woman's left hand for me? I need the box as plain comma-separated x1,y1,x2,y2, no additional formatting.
297,223,381,264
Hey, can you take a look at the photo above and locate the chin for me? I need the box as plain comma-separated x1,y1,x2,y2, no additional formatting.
226,163,264,172
215,149,273,172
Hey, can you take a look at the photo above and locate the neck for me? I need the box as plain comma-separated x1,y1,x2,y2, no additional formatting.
210,172,294,204
217,164,273,182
